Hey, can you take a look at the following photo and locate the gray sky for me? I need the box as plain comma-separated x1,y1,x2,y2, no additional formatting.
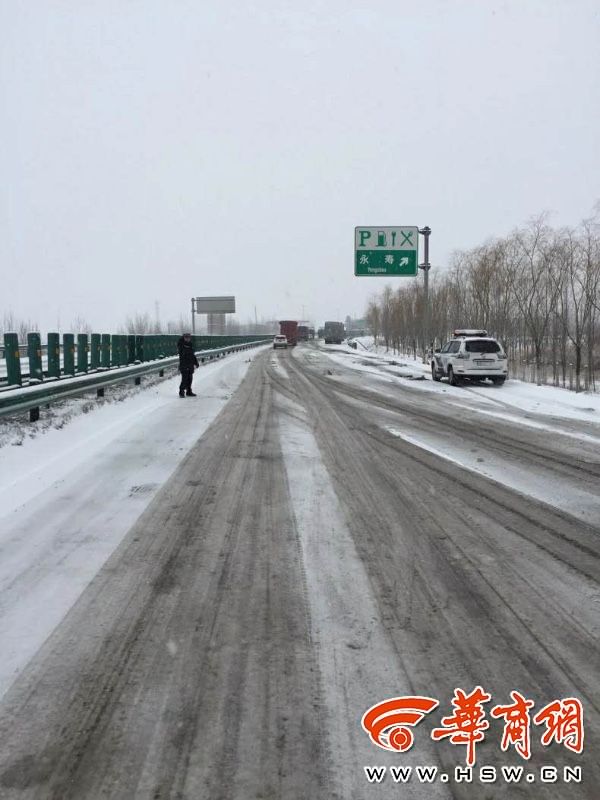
1,0,599,332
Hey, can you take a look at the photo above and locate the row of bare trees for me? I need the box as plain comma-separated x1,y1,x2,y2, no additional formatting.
1,310,276,340
365,214,600,391
0,313,96,339
0,313,39,343
118,314,278,336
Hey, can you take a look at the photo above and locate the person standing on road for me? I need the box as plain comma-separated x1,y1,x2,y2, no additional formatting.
177,332,199,397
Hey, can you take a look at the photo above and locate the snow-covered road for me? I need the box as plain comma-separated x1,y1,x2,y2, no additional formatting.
0,341,597,799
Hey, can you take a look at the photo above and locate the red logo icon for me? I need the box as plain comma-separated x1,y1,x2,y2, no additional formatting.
361,696,439,752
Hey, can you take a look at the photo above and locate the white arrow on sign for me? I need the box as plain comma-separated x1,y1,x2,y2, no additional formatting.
399,257,409,266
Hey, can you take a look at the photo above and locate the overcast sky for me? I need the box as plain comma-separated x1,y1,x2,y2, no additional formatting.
1,0,599,332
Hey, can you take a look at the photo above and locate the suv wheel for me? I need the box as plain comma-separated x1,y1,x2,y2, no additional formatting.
431,363,441,382
492,376,506,385
448,367,460,386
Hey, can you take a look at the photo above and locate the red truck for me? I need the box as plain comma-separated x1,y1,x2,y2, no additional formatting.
279,320,298,346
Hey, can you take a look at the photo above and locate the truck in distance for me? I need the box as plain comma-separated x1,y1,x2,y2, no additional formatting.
323,321,345,345
279,320,298,346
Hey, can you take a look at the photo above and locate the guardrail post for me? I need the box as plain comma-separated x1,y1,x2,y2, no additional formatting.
27,333,43,383
90,334,100,370
128,335,136,364
111,335,118,367
3,333,22,386
135,335,144,362
112,335,122,367
101,334,111,368
63,334,75,375
63,333,75,375
109,335,116,367
77,333,89,373
47,333,60,378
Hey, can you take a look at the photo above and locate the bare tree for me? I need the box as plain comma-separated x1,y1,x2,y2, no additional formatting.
124,313,153,334
365,298,381,348
71,316,93,334
510,217,562,378
579,218,600,390
166,316,189,334
1,311,17,336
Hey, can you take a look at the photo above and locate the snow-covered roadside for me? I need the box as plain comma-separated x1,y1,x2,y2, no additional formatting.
0,368,175,449
0,347,267,699
318,342,600,427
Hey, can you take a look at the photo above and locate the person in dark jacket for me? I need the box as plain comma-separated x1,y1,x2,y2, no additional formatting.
177,332,199,397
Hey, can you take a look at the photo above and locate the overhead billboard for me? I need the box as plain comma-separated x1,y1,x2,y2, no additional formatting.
195,296,236,313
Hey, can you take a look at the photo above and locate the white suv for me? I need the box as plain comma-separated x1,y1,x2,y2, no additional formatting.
273,335,288,349
431,330,508,386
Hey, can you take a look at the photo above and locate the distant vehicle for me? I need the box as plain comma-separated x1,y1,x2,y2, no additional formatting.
323,321,345,345
431,329,508,386
279,320,298,346
308,327,315,339
297,325,309,341
273,335,288,349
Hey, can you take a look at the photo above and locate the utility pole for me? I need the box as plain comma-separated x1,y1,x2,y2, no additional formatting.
418,226,431,362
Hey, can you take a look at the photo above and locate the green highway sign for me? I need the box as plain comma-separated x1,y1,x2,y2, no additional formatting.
355,226,419,276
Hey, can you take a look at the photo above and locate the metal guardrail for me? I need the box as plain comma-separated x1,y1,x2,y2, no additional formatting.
0,339,269,421
0,332,273,386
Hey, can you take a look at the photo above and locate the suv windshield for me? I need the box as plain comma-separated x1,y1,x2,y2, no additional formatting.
465,340,501,353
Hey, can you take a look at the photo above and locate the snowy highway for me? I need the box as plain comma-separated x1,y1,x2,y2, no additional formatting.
0,343,598,799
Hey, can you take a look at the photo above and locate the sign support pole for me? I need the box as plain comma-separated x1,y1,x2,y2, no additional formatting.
191,297,196,335
418,226,431,362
